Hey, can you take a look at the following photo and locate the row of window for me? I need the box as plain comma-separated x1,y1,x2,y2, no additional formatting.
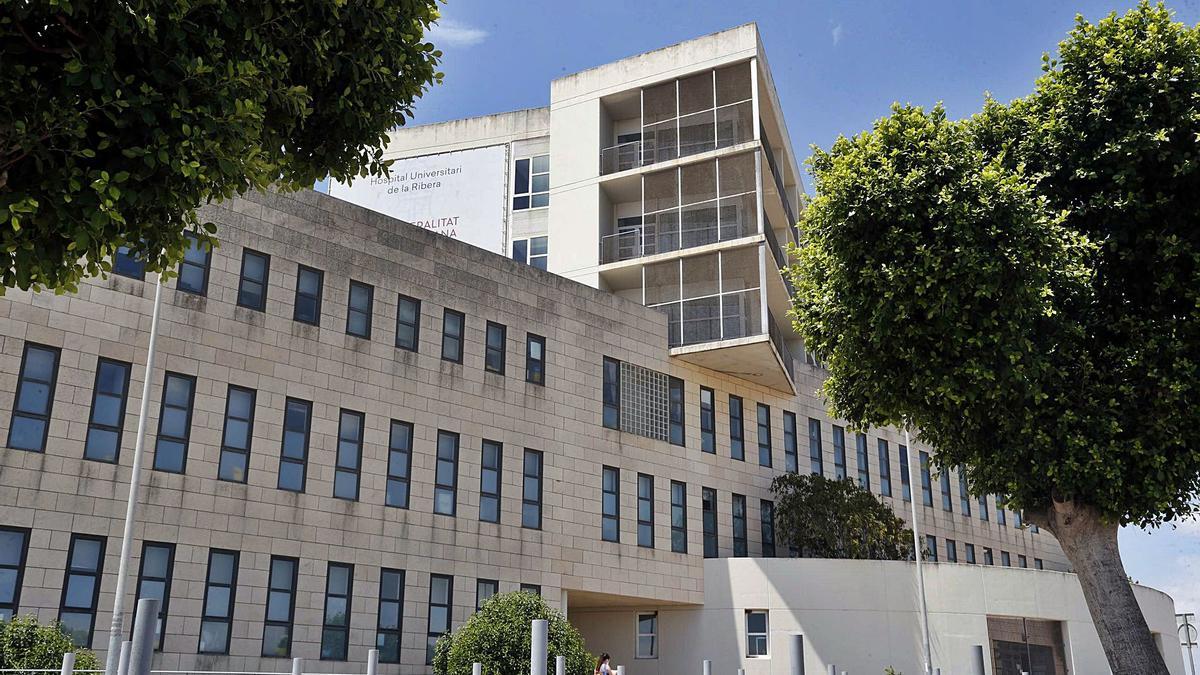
922,533,1043,570
0,528,543,664
633,609,770,660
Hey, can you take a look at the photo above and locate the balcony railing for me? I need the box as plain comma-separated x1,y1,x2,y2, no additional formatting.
761,123,797,233
768,310,797,384
599,192,757,264
600,99,754,175
651,287,763,348
600,141,646,174
763,219,795,297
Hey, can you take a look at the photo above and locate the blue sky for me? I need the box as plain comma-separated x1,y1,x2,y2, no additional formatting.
420,0,1200,616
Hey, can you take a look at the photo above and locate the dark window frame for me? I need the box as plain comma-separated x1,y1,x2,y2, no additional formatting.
152,372,196,474
199,549,239,655
602,466,620,543
732,493,748,557
217,385,256,484
756,403,772,467
346,280,374,339
670,481,687,554
782,411,798,473
702,487,718,558
176,233,211,296
729,395,745,461
395,295,422,352
133,541,175,650
475,578,498,611
807,418,824,476
293,265,324,326
58,534,106,648
940,467,953,512
522,449,544,530
113,246,147,280
262,555,299,657
236,249,271,312
525,333,546,385
386,420,414,509
878,439,892,497
485,322,507,374
832,426,847,480
856,432,870,489
668,377,685,446
699,387,715,453
434,430,460,516
426,574,453,665
376,568,405,663
637,473,654,548
334,409,364,501
760,500,776,558
920,451,934,507
479,439,503,523
320,562,354,661
83,357,133,463
7,342,61,453
441,309,465,363
277,397,313,493
0,526,31,621
602,358,621,430
900,447,913,502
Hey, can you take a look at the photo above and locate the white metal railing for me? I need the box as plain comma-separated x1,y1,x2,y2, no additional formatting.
649,287,762,348
598,190,757,264
599,98,754,175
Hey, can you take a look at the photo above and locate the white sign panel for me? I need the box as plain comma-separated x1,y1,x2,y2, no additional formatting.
328,145,507,254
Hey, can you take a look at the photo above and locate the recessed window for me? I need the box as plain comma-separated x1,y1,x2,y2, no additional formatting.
900,447,912,502
512,236,549,269
59,534,106,648
668,377,684,446
997,496,1008,526
199,549,239,654
702,487,718,558
1034,558,1044,570
84,358,132,463
602,466,620,543
526,334,546,385
925,535,938,562
732,493,747,557
237,249,270,311
334,410,364,501
1018,554,1028,569
377,568,405,663
113,245,146,280
699,387,715,453
920,451,934,507
434,430,460,516
832,426,847,480
277,398,312,492
480,440,502,523
760,500,776,558
782,411,798,472
386,421,414,509
218,386,256,483
427,574,453,664
878,439,892,497
262,556,298,657
346,281,374,338
485,322,506,374
636,612,658,659
959,468,972,516
134,542,175,649
1001,551,1012,567
153,373,196,474
177,233,211,295
670,481,687,554
729,395,744,461
476,579,498,611
294,266,324,325
946,539,958,563
513,155,549,209
320,563,354,660
983,548,994,565
856,432,870,489
8,343,61,452
0,527,31,621
603,358,621,430
808,418,824,476
965,543,977,564
396,295,421,352
522,449,544,529
746,610,769,657
442,309,465,363
756,403,772,467
940,468,953,512
637,473,654,548
979,494,990,521
520,583,541,596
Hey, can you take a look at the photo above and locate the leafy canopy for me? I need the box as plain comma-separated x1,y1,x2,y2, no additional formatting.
1,0,443,293
790,2,1200,528
433,591,594,675
771,473,915,560
0,615,102,672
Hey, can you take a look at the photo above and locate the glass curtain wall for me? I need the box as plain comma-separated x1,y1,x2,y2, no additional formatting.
644,247,763,347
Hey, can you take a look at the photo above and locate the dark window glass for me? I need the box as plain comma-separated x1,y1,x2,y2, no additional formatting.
729,396,744,461
920,451,934,507
668,377,684,446
58,534,105,648
262,556,298,657
699,387,715,453
277,398,312,492
900,447,912,502
702,487,718,558
529,236,548,269
377,569,405,663
153,373,195,473
603,358,621,430
965,543,977,564
979,494,990,521
485,322,506,374
984,548,994,565
199,549,239,654
520,583,541,596
946,540,958,563
84,358,132,463
387,421,414,509
434,430,459,516
8,343,61,452
1019,554,1028,569
334,410,364,501
320,563,354,660
808,418,824,476
856,432,869,489
475,579,497,611
177,234,211,295
832,426,847,479
924,535,937,562
0,527,31,621
218,386,256,483
637,473,654,548
237,249,270,311
442,310,465,363
346,281,373,338
602,466,620,543
294,266,323,325
783,411,798,473
1001,551,1011,567
997,496,1007,526
426,574,453,664
396,295,421,351
746,610,769,657
134,542,175,649
480,440,502,523
522,449,543,529
760,500,776,558
113,246,146,280
511,238,529,262
940,466,953,512
670,481,687,554
525,334,546,385
732,494,747,557
878,439,892,497
1035,558,1043,570
756,404,772,467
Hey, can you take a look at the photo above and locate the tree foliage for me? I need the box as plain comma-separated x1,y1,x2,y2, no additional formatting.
433,591,593,675
791,1,1200,530
771,473,915,560
1,0,443,293
0,615,101,673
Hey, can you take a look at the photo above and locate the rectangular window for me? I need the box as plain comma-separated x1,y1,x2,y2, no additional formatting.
177,233,211,295
134,542,174,650
997,497,1007,526
732,493,747,557
603,358,621,430
760,500,776,558
979,494,990,521
334,409,364,501
84,358,132,463
396,295,421,351
702,487,718,558
699,387,715,453
293,265,323,325
511,236,549,270
783,411,798,473
1001,551,1012,567
427,574,453,664
878,439,892,497
729,396,745,461
636,612,658,659
808,418,824,475
1035,558,1044,570
321,563,354,660
958,468,972,516
8,343,61,452
434,430,459,516
441,309,465,363
1018,554,1028,568
983,548,994,565
756,404,772,467
1014,509,1023,529
900,450,912,502
377,569,405,663
940,468,953,512
218,385,256,483
386,420,414,509
523,449,544,529
59,534,105,648
153,373,196,473
526,334,546,385
513,155,549,210
237,249,270,311
475,579,497,611
479,440,502,523
346,280,374,338
0,527,30,621
946,540,958,563
746,610,769,657
520,583,542,596
920,451,934,507
277,398,312,492
602,466,620,543
965,543,977,564
670,481,687,554
832,425,847,480
113,246,146,280
263,556,298,657
485,322,506,374
668,377,685,446
924,535,938,562
199,549,238,654
856,433,870,489
637,473,654,548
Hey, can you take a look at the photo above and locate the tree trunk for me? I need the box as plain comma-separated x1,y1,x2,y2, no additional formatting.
1044,499,1170,675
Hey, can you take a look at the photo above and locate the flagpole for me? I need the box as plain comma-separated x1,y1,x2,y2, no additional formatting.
905,425,934,675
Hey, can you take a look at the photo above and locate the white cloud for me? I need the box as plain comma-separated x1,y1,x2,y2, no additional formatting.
831,23,844,46
427,18,489,48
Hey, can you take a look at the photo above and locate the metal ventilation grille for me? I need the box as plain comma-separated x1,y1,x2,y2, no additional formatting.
620,362,669,442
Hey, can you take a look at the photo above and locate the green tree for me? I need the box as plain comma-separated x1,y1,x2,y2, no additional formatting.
772,473,915,560
1,0,442,293
0,615,102,674
790,4,1199,673
433,591,593,675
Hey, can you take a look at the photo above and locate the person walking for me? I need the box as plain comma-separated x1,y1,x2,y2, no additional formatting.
594,653,614,675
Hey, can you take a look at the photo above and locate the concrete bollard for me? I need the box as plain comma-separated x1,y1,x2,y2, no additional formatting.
60,652,76,675
292,657,303,675
703,659,712,675
127,598,159,675
367,649,379,675
116,641,132,675
972,645,986,675
738,669,746,675
556,655,566,675
531,619,549,675
473,663,482,675
829,666,837,675
616,667,624,675
790,634,805,675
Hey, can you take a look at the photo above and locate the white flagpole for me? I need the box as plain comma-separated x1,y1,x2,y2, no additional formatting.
905,425,934,675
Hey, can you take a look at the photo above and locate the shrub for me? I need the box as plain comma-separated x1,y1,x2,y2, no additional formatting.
0,615,101,673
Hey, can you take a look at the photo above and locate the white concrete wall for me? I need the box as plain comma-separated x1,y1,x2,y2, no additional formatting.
572,558,1185,675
